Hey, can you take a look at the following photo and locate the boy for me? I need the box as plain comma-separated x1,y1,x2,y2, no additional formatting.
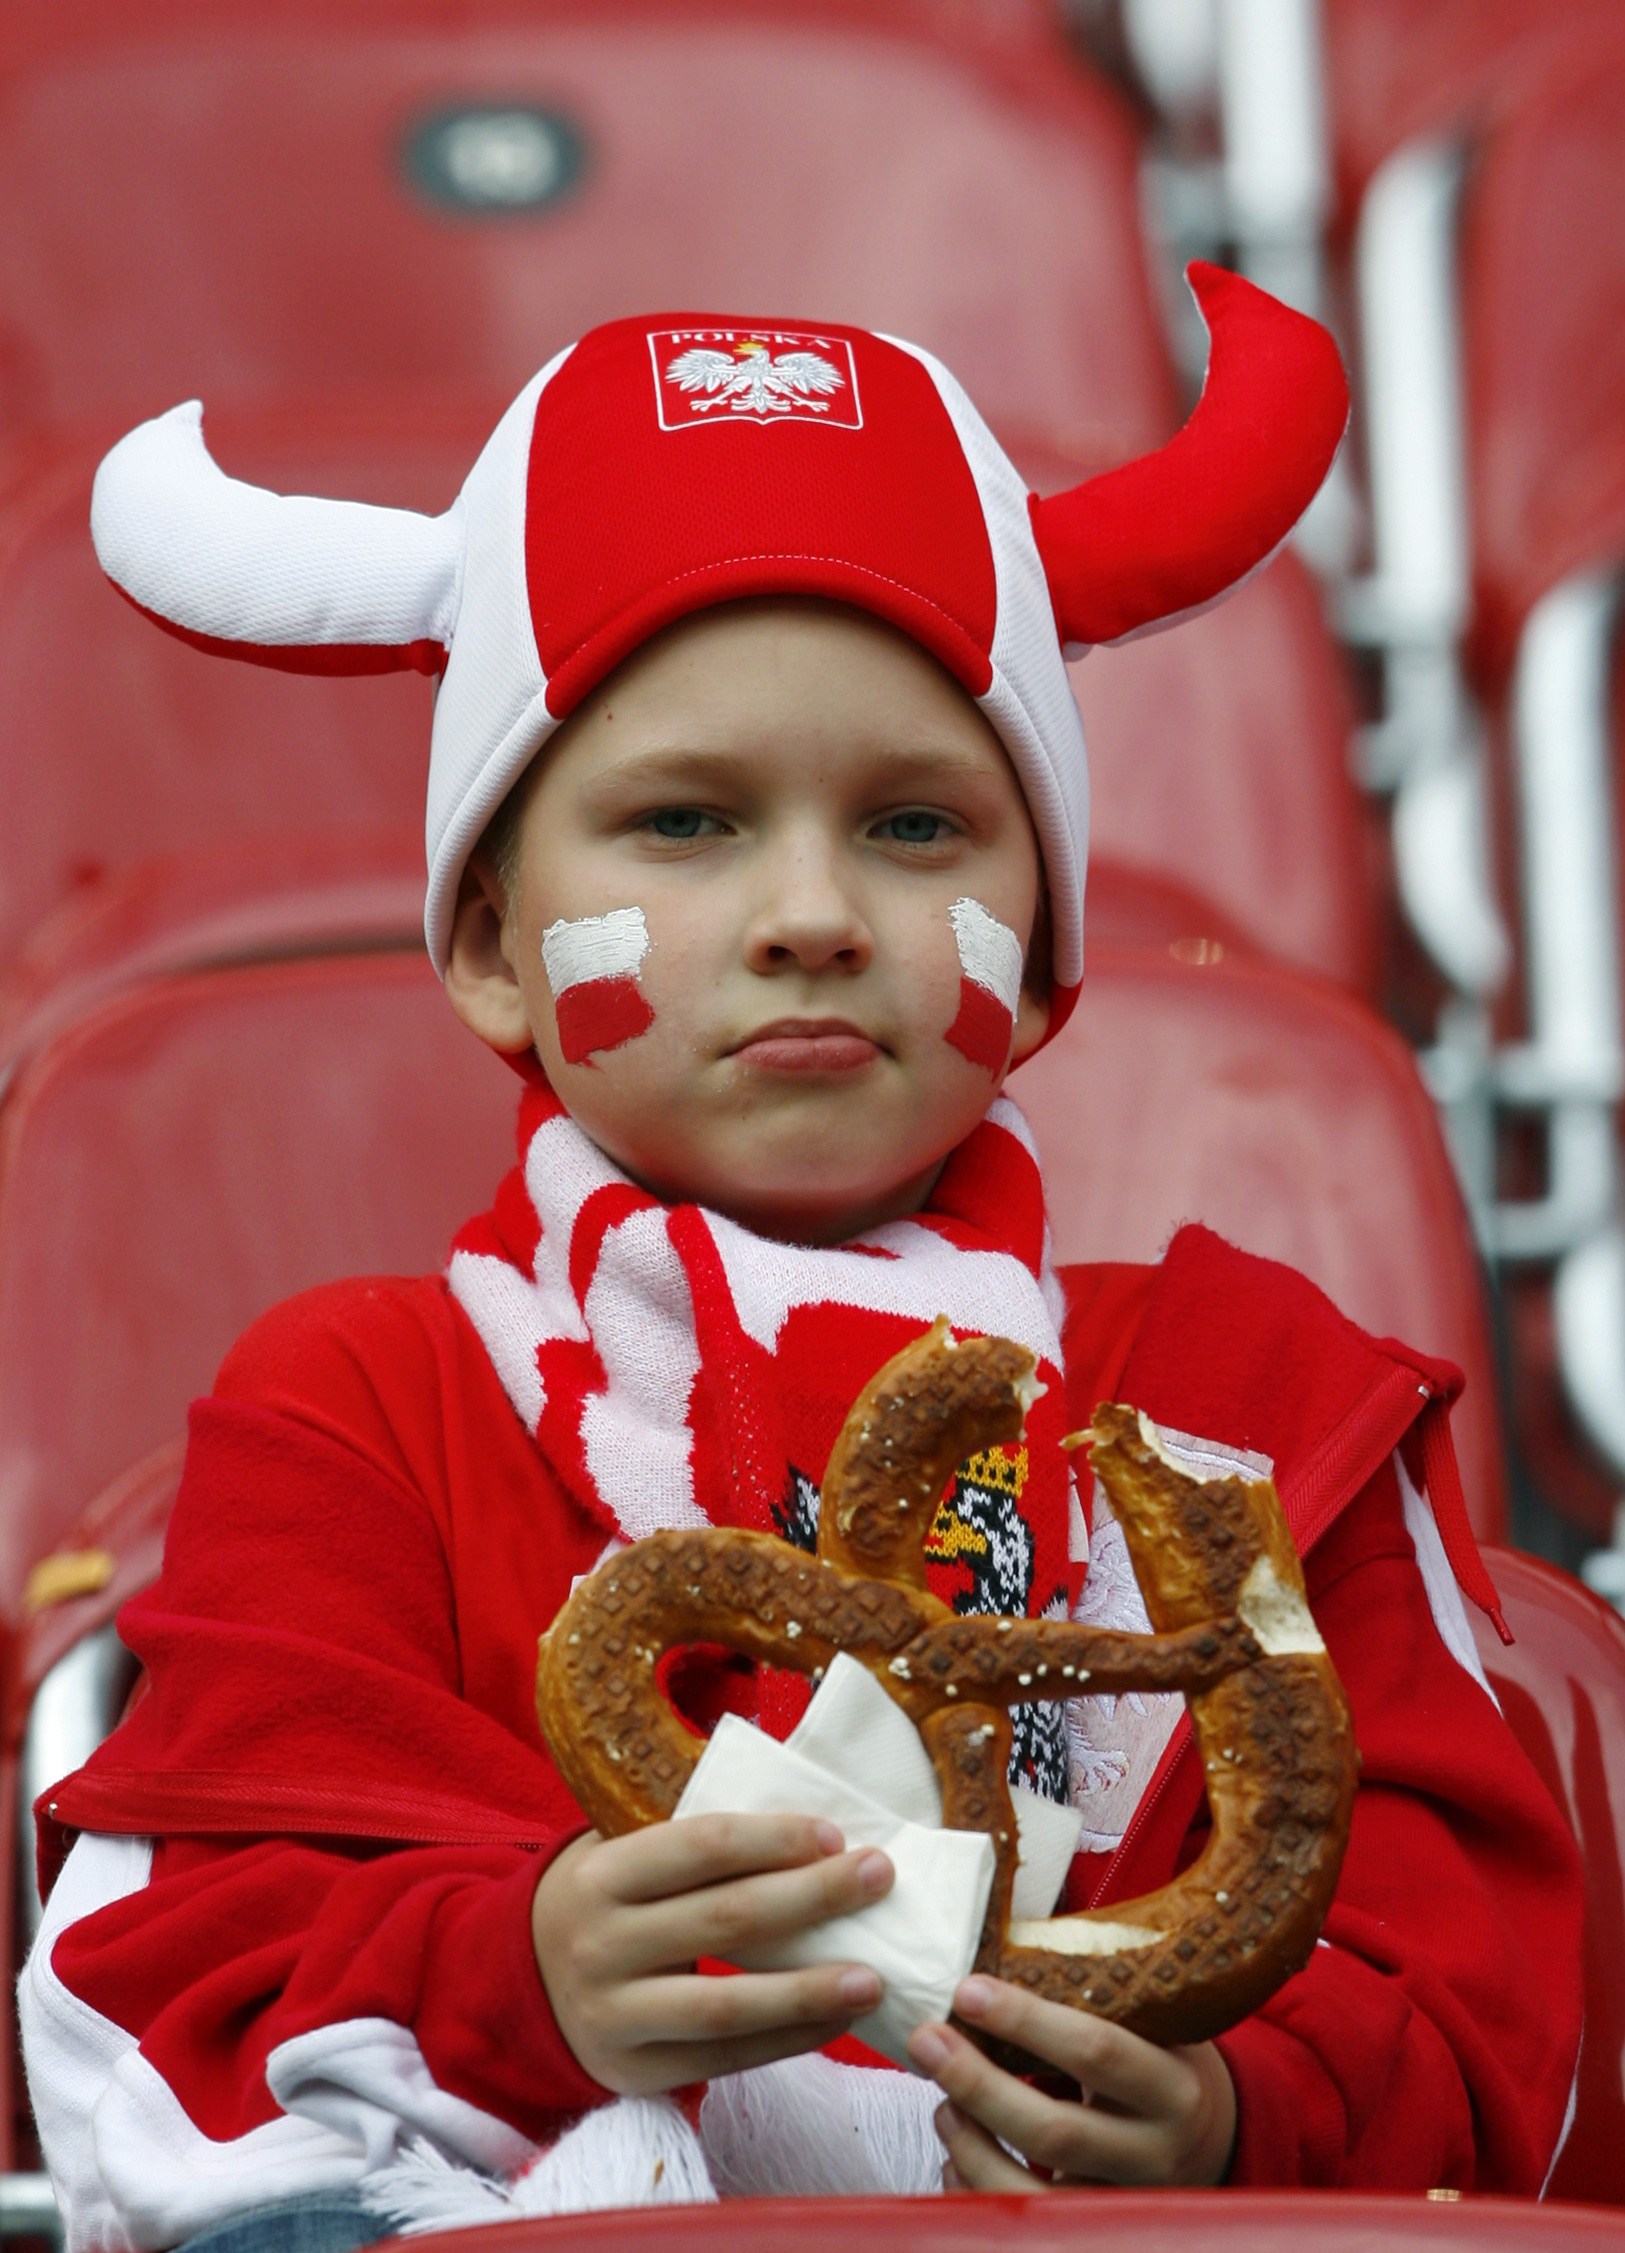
22,274,1582,2246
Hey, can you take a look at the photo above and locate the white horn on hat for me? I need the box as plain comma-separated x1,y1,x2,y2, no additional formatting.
90,401,463,676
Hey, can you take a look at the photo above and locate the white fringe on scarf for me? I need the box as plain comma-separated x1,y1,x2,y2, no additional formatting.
360,2054,944,2229
701,2052,944,2199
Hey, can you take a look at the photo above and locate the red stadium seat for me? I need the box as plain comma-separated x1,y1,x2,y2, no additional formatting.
1082,865,1257,963
294,2191,1625,2246
0,0,1176,453
0,950,518,1632
0,408,472,972
1434,52,1625,1539
1322,0,1624,225
1459,45,1625,688
0,828,424,1075
1501,1276,1622,1552
1013,945,1506,1540
1068,553,1376,995
1468,1549,1625,2206
0,939,1504,1649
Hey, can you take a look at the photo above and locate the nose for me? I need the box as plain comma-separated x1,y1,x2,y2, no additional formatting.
743,828,873,978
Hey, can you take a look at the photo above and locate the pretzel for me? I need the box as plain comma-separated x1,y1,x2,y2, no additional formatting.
535,1321,1357,2048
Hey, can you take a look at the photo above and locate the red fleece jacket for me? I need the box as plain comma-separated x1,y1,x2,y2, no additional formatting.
22,1228,1584,2222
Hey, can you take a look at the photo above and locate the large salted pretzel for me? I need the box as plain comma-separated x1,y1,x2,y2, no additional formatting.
536,1323,1357,2048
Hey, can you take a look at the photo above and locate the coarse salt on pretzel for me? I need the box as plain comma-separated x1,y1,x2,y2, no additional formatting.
535,1319,1357,2049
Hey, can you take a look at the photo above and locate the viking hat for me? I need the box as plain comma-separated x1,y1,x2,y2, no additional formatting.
90,264,1347,1033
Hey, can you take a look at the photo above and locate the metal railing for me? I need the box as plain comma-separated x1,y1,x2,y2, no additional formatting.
1121,5,1625,1603
3,1624,139,2237
0,2176,57,2238
1497,573,1625,1606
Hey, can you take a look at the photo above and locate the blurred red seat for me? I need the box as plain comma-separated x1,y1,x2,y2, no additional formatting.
1459,46,1625,689
0,0,1175,452
1082,865,1256,963
1437,51,1625,1541
0,828,425,1077
1068,552,1376,995
1014,944,1506,1540
1322,0,1624,226
0,407,475,973
252,2190,1625,2246
0,950,517,1632
1467,1549,1625,2205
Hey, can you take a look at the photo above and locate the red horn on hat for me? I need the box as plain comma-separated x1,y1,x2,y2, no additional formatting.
1029,262,1349,651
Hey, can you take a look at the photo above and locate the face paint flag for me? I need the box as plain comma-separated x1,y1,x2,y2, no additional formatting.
945,897,1022,1074
541,907,655,1065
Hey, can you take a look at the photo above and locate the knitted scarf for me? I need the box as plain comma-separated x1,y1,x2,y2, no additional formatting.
417,1078,1086,2211
446,1072,1085,1796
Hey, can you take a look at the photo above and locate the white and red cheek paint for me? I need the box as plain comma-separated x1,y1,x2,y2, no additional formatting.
541,907,655,1065
945,897,1023,1073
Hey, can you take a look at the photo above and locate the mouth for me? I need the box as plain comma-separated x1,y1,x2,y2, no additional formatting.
728,1017,884,1074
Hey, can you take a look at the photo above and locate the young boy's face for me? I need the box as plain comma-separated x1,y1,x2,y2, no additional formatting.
446,598,1049,1243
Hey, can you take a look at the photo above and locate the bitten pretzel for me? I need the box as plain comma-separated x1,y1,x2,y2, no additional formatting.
535,1321,1357,2048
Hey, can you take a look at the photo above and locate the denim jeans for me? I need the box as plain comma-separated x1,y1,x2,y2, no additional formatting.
176,2190,392,2253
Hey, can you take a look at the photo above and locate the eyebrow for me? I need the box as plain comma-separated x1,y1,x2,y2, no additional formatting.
586,739,1001,794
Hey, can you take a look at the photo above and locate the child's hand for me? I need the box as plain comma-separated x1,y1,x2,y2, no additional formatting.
907,1975,1236,2189
532,1813,893,2094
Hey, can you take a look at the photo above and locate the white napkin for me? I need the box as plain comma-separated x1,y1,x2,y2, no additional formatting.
674,1654,1083,2066
789,1653,1085,1917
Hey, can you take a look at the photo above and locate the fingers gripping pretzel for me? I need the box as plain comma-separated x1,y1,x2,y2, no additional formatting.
535,1321,1358,2048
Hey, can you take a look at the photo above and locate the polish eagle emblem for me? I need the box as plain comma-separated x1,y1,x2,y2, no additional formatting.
664,338,847,420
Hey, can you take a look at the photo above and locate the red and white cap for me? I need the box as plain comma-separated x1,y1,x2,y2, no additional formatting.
91,265,1346,1037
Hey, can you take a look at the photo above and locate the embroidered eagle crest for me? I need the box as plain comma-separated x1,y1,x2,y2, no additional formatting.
649,329,863,430
665,340,845,417
774,1452,1070,1805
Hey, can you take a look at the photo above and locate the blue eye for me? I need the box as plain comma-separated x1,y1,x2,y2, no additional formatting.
880,810,950,845
648,807,710,839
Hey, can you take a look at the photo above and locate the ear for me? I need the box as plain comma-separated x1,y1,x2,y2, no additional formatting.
1007,975,1050,1069
443,857,534,1054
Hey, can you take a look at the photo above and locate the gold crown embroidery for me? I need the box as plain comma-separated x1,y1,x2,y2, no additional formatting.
924,1444,1029,1560
961,1443,1029,1498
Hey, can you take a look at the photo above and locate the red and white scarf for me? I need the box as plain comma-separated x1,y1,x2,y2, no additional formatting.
446,1074,1084,1787
431,1076,1086,2210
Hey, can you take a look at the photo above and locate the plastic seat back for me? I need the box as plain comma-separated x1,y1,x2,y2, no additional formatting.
1323,0,1625,219
1469,1549,1625,2205
0,0,1175,448
0,951,516,1629
1067,551,1375,994
1012,945,1506,1539
1460,45,1625,685
0,410,473,970
0,829,426,1073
